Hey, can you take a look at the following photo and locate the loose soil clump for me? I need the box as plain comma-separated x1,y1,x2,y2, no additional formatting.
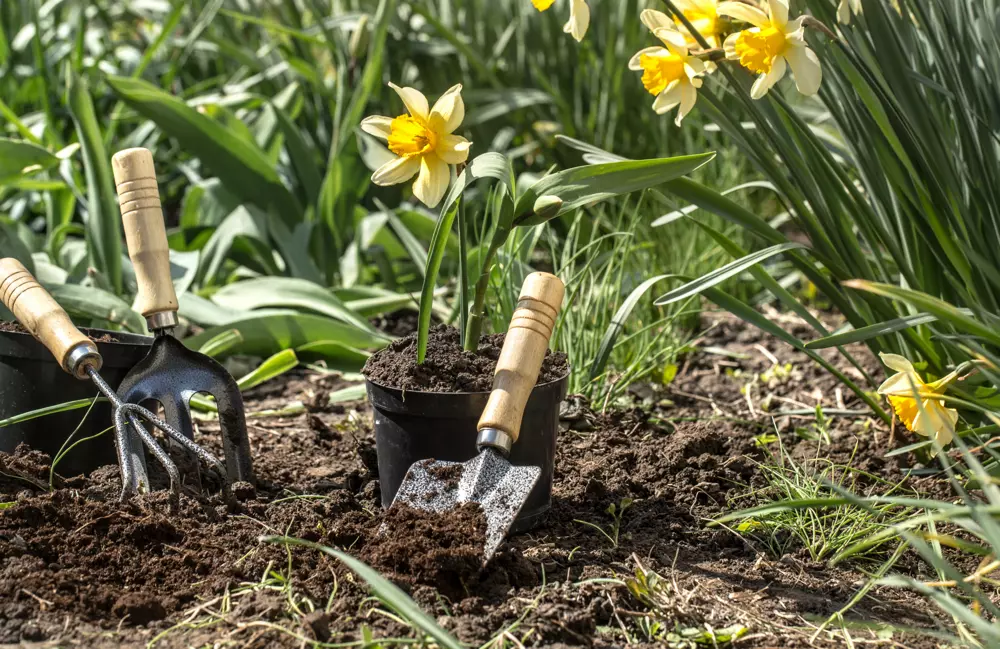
364,503,487,599
363,324,569,392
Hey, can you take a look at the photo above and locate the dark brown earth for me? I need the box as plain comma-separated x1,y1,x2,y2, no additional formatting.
0,319,120,342
0,311,957,648
363,324,570,392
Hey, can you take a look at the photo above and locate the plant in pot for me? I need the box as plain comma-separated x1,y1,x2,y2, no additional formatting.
360,82,715,528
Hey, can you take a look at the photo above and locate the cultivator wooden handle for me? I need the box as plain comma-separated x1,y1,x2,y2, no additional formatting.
477,272,564,451
112,148,179,331
0,258,101,378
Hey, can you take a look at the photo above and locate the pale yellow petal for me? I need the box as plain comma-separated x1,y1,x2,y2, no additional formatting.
838,0,852,24
768,0,789,27
629,46,667,70
412,154,450,208
428,84,464,135
879,353,916,374
911,400,957,447
784,45,822,96
640,9,674,33
656,29,690,54
388,82,429,121
723,31,741,59
563,0,590,41
877,371,925,397
750,55,786,99
371,155,420,186
717,2,770,28
652,79,684,115
436,134,472,164
674,82,698,127
359,115,392,140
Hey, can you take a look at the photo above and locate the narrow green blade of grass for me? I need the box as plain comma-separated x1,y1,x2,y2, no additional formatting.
803,313,947,349
0,397,104,428
589,274,676,381
328,384,367,404
295,341,371,372
845,280,1000,348
106,76,302,223
67,74,123,295
654,243,806,306
261,536,464,649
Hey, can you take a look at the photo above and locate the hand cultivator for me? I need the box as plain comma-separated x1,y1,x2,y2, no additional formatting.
0,148,253,505
390,272,565,562
111,148,253,497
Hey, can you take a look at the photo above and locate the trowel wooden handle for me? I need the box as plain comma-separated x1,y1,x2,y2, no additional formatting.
112,148,178,330
478,272,565,446
0,258,100,378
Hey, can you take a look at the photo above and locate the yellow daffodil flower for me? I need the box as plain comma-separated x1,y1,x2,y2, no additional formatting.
670,0,724,48
718,0,822,99
531,0,590,42
360,83,472,208
877,353,960,448
838,0,862,24
631,13,706,126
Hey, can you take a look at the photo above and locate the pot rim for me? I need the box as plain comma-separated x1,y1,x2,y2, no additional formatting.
0,325,152,348
364,366,571,396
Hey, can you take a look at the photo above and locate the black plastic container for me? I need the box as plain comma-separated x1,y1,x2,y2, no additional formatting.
367,371,569,532
0,326,151,477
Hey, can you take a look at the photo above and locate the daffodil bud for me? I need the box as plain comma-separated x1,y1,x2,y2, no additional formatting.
350,15,370,60
533,195,563,221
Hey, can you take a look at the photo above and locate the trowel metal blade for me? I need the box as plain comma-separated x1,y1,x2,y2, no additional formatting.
391,448,541,562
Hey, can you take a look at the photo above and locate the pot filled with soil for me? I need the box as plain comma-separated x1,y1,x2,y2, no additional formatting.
0,321,151,477
363,324,569,532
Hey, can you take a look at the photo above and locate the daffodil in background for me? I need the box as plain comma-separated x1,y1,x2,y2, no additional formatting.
531,0,590,42
838,0,862,25
877,353,960,449
361,83,472,208
670,0,724,48
631,11,707,125
718,0,822,99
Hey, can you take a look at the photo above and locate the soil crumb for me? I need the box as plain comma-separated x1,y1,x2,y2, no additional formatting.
363,503,487,599
0,320,119,343
362,324,568,392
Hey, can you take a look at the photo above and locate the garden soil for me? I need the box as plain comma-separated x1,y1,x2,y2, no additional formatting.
0,310,954,648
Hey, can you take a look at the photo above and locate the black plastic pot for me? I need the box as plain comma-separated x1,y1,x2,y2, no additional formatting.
367,371,569,532
0,326,151,477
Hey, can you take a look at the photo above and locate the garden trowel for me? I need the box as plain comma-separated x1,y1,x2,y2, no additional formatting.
390,272,565,562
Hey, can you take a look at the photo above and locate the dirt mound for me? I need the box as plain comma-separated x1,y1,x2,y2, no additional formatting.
364,503,488,600
362,324,569,392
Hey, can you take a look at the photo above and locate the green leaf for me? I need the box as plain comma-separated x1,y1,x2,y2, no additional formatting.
513,153,716,226
328,384,367,404
48,284,145,333
261,537,464,649
237,349,299,391
197,329,243,358
0,137,59,182
0,397,104,428
68,75,123,295
589,274,676,381
804,312,958,349
183,313,390,359
296,340,372,372
654,243,806,306
106,75,302,223
210,277,377,333
845,281,1000,348
0,218,36,273
417,199,460,364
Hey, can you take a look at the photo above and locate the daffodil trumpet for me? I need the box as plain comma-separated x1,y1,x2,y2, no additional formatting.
877,353,966,451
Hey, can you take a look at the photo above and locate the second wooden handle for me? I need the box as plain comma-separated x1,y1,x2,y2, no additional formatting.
477,272,565,444
0,258,99,377
112,148,178,328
